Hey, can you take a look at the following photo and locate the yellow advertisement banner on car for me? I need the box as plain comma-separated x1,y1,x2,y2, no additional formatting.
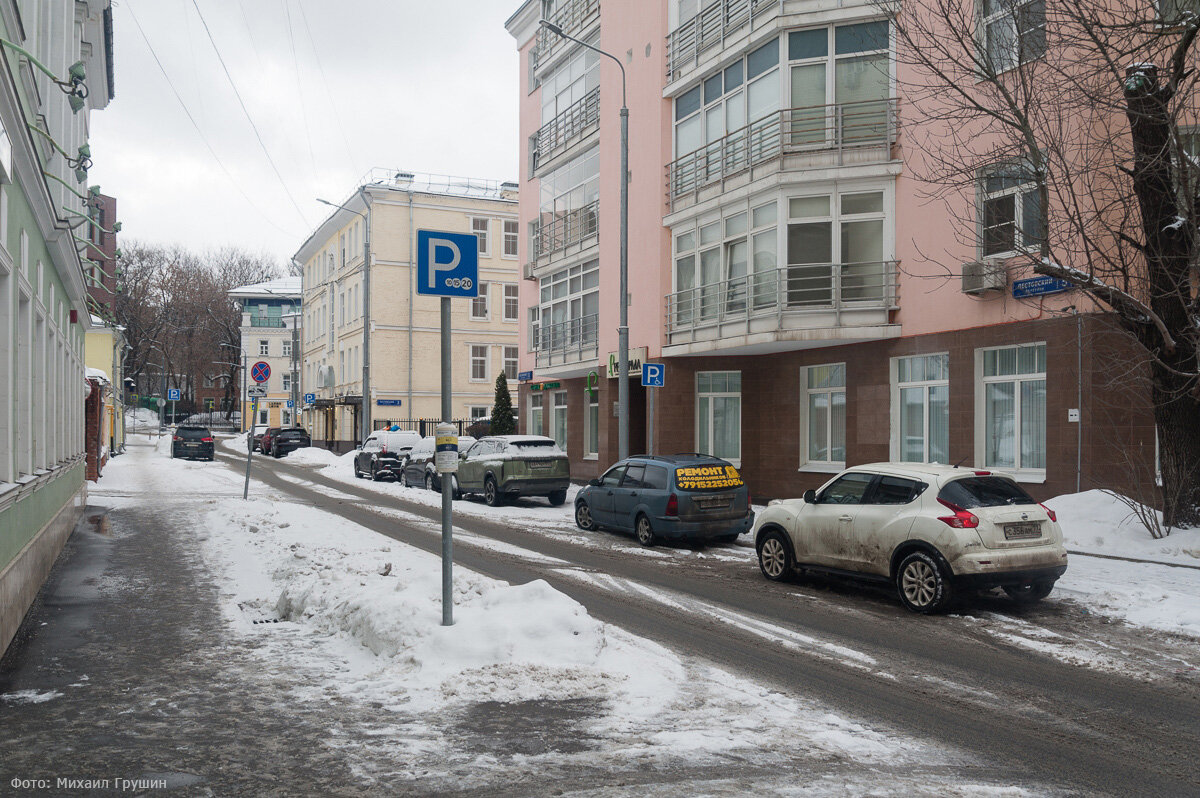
674,465,743,490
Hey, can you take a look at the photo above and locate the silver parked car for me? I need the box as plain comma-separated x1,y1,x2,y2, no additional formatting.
752,463,1067,613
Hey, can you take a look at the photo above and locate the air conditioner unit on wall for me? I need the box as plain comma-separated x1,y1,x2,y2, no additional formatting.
961,260,1007,294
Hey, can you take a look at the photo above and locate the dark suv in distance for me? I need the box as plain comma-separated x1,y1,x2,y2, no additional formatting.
172,426,215,461
271,428,311,457
354,430,423,481
574,454,753,546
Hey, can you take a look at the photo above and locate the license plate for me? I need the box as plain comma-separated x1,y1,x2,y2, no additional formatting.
1004,521,1041,540
186,443,199,448
695,497,730,510
529,460,552,470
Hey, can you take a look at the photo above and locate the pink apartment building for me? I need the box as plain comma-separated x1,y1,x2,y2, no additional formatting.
506,0,1157,502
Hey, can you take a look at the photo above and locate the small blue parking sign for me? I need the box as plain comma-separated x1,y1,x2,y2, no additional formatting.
641,363,665,388
416,230,478,297
167,388,180,401
304,393,315,404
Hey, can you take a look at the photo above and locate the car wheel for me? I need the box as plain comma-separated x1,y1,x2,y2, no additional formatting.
370,463,382,482
484,476,503,507
896,551,954,614
757,530,793,581
451,476,462,500
353,459,363,479
425,472,436,492
399,468,409,488
635,514,655,547
548,489,567,507
575,501,597,531
1003,579,1055,604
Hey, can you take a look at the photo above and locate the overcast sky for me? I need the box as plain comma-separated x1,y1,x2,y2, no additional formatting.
89,0,521,267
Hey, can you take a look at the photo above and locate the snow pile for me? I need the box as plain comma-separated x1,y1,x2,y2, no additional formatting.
277,446,342,467
1046,490,1200,564
125,407,159,425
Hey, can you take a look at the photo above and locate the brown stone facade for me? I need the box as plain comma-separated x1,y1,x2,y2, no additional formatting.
521,314,1157,504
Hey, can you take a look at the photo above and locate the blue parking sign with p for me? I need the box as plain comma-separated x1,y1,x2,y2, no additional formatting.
167,388,180,401
641,363,665,388
416,230,478,298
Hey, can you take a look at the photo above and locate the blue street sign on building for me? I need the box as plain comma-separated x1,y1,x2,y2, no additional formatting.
1012,276,1072,299
167,388,180,401
641,363,665,388
251,361,271,383
517,371,533,382
304,393,315,404
416,230,478,298
378,399,403,407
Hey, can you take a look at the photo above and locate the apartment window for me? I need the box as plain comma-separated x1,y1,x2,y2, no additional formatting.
503,346,518,380
528,393,544,435
787,190,888,305
259,339,269,356
539,145,599,227
979,343,1046,472
538,259,599,352
469,406,490,420
1162,0,1200,21
893,354,949,464
584,387,599,458
471,282,490,320
339,292,345,326
673,199,778,325
528,306,541,352
696,371,741,463
803,363,846,466
675,40,779,163
472,218,491,256
541,42,599,126
340,233,346,267
258,408,268,425
503,220,519,258
788,21,891,145
981,162,1043,257
283,339,292,357
282,409,292,427
980,0,1045,74
282,373,291,392
503,284,519,322
552,390,568,451
470,345,489,381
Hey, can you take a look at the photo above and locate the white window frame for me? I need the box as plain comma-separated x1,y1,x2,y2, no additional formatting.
584,386,599,459
800,363,846,472
472,217,491,257
695,371,741,466
471,282,490,321
469,405,490,420
528,306,541,352
980,0,1046,74
528,393,544,436
503,345,518,380
503,283,519,322
469,344,490,382
282,373,291,392
980,161,1042,258
282,338,292,357
974,342,1047,481
503,219,519,259
890,353,950,464
551,390,568,452
259,339,269,356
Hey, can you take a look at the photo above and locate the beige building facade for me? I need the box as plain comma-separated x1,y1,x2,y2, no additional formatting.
296,172,520,452
228,277,303,431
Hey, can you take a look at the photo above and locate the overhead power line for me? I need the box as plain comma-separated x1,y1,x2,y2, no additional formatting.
124,0,301,239
189,0,312,229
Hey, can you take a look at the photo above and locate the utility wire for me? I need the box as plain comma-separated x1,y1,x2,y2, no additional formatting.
124,0,301,239
283,0,319,181
190,0,312,228
296,0,358,178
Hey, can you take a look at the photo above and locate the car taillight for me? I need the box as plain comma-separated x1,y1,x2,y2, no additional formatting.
173,435,182,442
201,437,213,443
665,493,678,516
1040,503,1057,522
973,470,991,476
936,498,979,528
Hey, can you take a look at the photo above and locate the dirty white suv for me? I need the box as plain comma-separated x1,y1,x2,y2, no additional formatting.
753,463,1068,613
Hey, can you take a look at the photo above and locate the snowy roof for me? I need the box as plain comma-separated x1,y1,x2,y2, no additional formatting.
228,276,303,300
86,367,110,383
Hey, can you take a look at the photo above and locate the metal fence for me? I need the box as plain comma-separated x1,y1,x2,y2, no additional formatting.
373,418,481,437
531,87,600,171
534,313,599,369
666,0,780,81
530,199,600,262
532,0,601,71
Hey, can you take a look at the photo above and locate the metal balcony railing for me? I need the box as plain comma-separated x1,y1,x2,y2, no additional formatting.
530,199,600,262
249,317,286,328
532,0,601,72
667,99,898,208
666,0,780,82
534,313,599,368
531,87,601,171
665,261,898,340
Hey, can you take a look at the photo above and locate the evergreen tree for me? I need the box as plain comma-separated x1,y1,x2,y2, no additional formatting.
491,372,515,435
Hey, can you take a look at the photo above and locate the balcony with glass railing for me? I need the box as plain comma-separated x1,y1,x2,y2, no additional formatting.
668,99,898,211
532,0,601,72
664,261,898,349
666,0,781,82
529,199,600,269
249,316,286,328
534,313,600,369
531,87,601,173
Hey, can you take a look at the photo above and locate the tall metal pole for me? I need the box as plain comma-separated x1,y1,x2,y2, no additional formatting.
290,315,300,425
440,296,454,626
361,189,372,439
540,20,629,460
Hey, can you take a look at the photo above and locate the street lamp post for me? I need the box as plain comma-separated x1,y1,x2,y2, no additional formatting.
540,19,629,459
317,190,372,442
283,311,300,427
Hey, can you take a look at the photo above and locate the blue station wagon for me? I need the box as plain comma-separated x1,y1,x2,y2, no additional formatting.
574,454,754,546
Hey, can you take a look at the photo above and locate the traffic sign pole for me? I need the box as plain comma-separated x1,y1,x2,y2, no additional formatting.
243,397,257,500
641,363,665,456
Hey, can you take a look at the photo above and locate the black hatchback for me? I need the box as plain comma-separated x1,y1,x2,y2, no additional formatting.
172,426,214,461
271,428,311,457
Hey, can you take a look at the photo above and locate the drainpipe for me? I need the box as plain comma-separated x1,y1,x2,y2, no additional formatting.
408,188,414,415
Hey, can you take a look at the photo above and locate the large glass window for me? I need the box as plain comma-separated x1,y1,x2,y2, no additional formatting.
673,198,778,324
981,0,1045,73
981,161,1042,257
538,259,599,352
804,363,846,465
980,343,1046,471
674,40,779,161
538,146,599,226
584,387,599,457
696,371,741,463
787,190,886,306
528,393,544,436
541,41,599,126
552,391,568,451
894,354,949,464
788,21,890,145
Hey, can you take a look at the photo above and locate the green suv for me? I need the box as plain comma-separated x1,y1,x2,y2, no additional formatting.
456,435,570,507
